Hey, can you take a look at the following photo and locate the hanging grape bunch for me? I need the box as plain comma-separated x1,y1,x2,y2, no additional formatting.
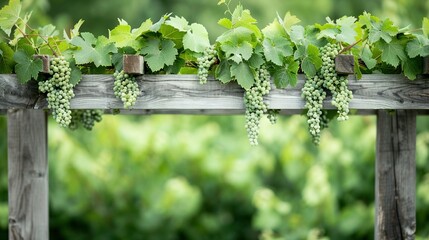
197,45,217,84
320,43,353,121
302,42,354,144
38,56,74,127
244,64,272,146
113,70,140,109
69,110,103,130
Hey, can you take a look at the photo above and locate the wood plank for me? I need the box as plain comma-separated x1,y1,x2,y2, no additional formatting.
376,110,416,240
8,110,49,240
0,74,428,112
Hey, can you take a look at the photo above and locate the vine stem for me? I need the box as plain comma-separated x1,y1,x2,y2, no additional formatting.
338,38,363,55
17,18,59,57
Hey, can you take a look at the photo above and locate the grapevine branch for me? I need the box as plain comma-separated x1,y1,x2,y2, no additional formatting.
16,18,59,57
338,38,363,55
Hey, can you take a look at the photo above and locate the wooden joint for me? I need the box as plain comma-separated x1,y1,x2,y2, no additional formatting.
123,54,144,75
335,54,354,74
423,57,429,75
33,55,50,74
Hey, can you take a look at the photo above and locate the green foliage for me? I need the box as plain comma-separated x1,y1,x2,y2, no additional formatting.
0,42,14,73
141,38,178,72
71,32,117,67
13,49,42,83
183,23,211,53
108,19,152,51
0,0,21,35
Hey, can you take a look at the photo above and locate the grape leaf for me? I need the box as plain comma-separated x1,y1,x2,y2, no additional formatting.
221,39,253,63
159,24,186,49
301,44,322,77
262,36,293,66
273,58,299,88
281,12,301,34
361,45,377,69
216,26,253,44
71,32,117,67
230,4,261,39
13,50,43,83
368,19,398,44
378,38,406,68
10,12,30,46
248,51,264,69
336,16,357,44
0,0,21,35
215,60,232,83
64,19,85,41
230,61,254,89
166,16,189,32
69,60,82,86
290,25,305,45
0,42,14,73
111,53,123,71
150,14,170,32
183,23,210,53
141,38,178,72
218,18,233,29
109,19,151,50
262,19,285,39
423,18,429,37
402,56,421,80
316,23,339,40
406,35,429,58
36,24,58,46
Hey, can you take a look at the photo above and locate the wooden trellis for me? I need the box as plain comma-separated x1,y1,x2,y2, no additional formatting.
1,73,428,240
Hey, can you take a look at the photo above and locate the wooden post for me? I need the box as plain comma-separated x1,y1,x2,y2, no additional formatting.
335,54,354,74
376,110,416,240
8,110,48,240
123,54,144,75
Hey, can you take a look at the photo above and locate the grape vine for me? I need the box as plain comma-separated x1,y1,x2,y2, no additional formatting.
0,0,428,145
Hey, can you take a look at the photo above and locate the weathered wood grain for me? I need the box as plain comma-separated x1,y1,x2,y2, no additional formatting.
0,74,428,112
335,54,354,74
123,55,144,75
8,110,48,240
376,110,416,240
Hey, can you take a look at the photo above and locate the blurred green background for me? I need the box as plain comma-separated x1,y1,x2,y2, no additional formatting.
1,0,429,239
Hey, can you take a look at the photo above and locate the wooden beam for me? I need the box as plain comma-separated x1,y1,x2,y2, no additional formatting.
8,110,49,240
376,110,416,240
0,74,428,112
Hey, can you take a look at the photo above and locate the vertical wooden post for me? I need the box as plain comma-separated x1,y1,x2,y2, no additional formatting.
8,110,48,240
376,110,416,240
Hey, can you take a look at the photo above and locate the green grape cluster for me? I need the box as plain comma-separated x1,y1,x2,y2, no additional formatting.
197,45,217,84
267,109,280,124
38,56,74,127
320,43,353,121
69,110,103,130
244,65,271,146
301,75,327,144
302,42,354,144
113,70,140,109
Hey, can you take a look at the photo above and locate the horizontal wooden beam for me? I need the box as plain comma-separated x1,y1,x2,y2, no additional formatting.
0,74,428,114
